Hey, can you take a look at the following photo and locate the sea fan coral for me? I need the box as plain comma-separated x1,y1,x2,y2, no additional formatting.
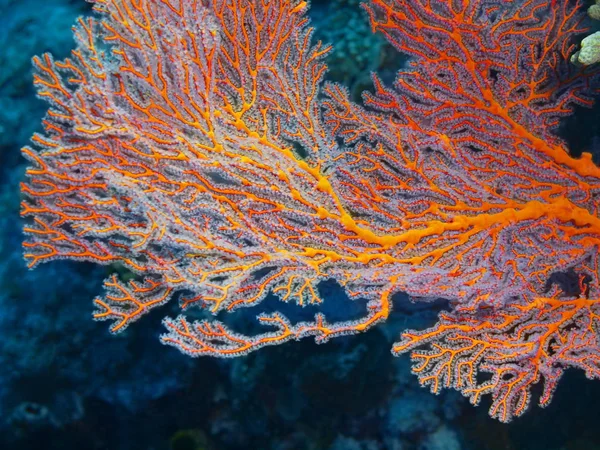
22,0,600,421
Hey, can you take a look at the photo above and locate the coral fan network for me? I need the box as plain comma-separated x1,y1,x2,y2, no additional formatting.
21,0,600,422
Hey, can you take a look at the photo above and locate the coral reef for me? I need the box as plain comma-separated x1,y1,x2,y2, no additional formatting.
572,0,600,65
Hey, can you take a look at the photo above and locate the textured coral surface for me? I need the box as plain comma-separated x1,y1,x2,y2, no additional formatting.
22,0,600,422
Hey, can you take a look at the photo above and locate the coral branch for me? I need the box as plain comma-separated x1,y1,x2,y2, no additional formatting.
162,289,392,356
393,285,600,422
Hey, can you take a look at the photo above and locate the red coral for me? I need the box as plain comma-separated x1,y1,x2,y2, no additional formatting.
22,0,600,421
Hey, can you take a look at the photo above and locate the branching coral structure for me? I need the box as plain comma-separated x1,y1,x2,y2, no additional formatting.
21,0,600,422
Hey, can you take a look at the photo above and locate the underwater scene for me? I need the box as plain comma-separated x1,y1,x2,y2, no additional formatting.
3,0,600,449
